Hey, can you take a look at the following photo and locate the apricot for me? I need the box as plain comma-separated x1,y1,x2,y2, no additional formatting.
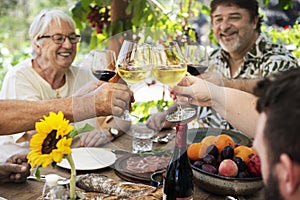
187,142,202,161
214,134,235,154
234,145,254,164
201,135,217,146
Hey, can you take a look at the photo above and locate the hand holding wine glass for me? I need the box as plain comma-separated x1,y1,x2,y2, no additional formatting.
116,40,153,121
152,41,196,123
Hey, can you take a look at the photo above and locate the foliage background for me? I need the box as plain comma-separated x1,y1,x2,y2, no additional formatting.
0,0,299,90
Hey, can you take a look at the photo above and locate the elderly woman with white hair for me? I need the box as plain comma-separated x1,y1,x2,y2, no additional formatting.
0,9,130,162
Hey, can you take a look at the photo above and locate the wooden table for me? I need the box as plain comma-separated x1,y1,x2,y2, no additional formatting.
0,129,264,200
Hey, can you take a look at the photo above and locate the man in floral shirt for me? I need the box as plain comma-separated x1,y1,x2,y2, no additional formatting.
196,0,299,130
146,0,299,133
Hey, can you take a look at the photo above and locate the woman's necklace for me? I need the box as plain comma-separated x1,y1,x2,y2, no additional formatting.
32,59,65,99
56,90,61,98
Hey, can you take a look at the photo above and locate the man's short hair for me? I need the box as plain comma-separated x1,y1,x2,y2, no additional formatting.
254,68,300,165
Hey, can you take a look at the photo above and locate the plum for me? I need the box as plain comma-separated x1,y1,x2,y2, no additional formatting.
202,164,218,174
193,160,204,169
237,171,250,178
247,154,261,177
202,154,217,166
206,144,219,157
221,145,234,160
233,157,247,172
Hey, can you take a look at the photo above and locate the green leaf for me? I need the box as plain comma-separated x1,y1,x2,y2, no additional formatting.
68,123,94,138
34,167,41,180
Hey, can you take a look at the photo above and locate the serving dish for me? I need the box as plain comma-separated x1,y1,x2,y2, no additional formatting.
187,127,253,146
192,166,264,196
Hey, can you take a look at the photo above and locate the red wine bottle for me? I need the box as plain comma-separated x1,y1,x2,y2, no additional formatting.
163,123,194,200
93,70,116,81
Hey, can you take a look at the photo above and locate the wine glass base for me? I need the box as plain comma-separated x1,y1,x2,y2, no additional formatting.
166,107,197,123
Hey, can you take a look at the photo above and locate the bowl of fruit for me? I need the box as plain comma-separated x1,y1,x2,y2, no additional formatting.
187,128,264,196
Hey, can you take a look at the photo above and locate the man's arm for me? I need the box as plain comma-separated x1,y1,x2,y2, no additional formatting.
0,82,133,135
199,72,260,94
172,76,259,138
223,78,260,94
209,85,259,138
1,98,75,135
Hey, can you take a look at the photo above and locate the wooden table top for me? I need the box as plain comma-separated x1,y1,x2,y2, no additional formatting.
0,128,264,200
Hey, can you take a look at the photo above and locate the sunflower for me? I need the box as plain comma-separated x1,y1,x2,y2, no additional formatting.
28,111,94,199
27,111,73,168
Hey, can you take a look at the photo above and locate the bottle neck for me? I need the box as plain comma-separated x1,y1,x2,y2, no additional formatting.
175,123,188,149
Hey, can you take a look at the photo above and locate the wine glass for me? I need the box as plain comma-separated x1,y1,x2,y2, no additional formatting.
184,44,209,76
91,50,117,81
116,40,153,121
152,41,196,123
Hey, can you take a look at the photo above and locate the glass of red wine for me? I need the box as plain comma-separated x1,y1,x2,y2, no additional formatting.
91,50,116,82
184,45,208,76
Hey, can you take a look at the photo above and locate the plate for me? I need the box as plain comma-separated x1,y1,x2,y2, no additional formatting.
57,148,116,170
114,152,171,184
187,128,253,146
114,155,151,184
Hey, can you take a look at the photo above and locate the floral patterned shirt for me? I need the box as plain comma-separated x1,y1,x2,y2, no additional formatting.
199,33,299,131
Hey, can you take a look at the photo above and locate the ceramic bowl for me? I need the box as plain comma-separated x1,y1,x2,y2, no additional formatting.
192,166,264,196
188,128,264,196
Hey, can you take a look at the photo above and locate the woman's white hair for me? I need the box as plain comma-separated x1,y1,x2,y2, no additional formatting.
29,9,76,57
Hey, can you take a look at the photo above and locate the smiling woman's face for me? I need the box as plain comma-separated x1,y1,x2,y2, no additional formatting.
36,20,77,71
211,5,258,53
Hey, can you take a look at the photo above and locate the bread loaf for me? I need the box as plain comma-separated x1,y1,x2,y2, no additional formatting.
76,173,162,199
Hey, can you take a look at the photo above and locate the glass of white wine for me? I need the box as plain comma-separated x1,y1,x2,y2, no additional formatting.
116,40,153,121
152,41,196,122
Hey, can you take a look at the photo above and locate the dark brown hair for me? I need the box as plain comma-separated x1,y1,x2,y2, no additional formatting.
254,68,300,165
210,0,264,32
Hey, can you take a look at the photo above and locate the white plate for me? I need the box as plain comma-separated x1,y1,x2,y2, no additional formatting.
57,148,116,170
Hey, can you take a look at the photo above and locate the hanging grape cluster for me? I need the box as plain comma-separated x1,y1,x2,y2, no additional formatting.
87,5,111,34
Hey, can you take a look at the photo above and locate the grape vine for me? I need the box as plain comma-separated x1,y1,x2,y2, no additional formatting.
87,5,111,34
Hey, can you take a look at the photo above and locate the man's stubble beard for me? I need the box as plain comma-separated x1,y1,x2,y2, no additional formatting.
263,170,284,200
219,37,241,53
219,28,254,54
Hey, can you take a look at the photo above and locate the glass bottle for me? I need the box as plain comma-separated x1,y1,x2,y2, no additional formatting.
163,123,194,200
42,174,67,200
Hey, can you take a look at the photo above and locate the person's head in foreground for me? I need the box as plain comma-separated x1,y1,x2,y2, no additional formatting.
253,68,300,200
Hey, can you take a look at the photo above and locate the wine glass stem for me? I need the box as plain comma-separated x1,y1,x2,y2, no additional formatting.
177,104,184,120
